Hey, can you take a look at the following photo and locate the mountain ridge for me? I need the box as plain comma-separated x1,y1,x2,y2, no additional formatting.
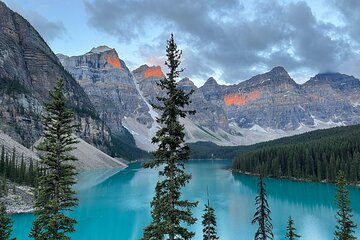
0,2,148,160
59,46,360,151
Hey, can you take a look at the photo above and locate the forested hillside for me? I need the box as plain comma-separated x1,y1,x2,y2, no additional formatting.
232,125,360,183
0,145,37,189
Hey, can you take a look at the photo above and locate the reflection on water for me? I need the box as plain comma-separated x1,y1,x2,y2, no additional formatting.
11,160,360,240
75,168,122,191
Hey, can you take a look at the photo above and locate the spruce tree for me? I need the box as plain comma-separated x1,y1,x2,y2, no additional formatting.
202,191,219,240
19,156,26,184
285,216,300,240
10,148,16,181
334,171,357,240
252,175,274,240
0,146,4,173
29,80,79,240
141,184,166,240
0,203,15,240
142,34,197,240
2,174,7,196
28,159,35,186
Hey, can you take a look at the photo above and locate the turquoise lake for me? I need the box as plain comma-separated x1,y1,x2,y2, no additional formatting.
11,160,360,240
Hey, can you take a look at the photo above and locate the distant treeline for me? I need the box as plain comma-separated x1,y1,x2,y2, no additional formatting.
232,125,360,183
0,145,38,188
189,127,360,160
188,141,249,159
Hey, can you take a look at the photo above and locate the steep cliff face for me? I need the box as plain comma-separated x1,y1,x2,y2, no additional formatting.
57,47,154,139
221,66,313,130
131,64,360,148
55,43,360,150
177,77,230,133
132,64,164,106
302,73,360,125
0,2,111,152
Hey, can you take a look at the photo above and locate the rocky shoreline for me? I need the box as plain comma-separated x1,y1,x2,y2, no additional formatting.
0,181,34,214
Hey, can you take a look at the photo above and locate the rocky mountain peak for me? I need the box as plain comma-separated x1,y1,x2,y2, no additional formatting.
269,66,289,76
0,1,113,151
88,45,114,54
178,77,195,86
260,66,292,83
59,46,153,140
58,46,129,78
307,72,360,90
177,77,197,91
0,1,7,8
143,65,164,79
311,72,354,82
85,46,124,70
241,66,295,89
203,77,219,87
133,64,165,80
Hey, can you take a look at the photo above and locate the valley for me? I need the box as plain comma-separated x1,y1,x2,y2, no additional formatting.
10,161,360,240
1,0,360,239
58,47,360,152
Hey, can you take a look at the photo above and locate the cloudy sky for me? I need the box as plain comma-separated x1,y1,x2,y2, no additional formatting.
3,0,360,86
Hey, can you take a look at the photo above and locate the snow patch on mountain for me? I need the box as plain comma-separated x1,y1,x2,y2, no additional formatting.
122,117,158,152
311,115,346,127
249,124,268,133
122,73,162,151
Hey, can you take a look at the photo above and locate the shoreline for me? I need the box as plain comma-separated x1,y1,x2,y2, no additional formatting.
232,169,360,187
1,183,35,215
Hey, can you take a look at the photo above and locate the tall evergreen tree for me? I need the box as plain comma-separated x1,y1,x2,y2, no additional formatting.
141,184,166,240
28,159,35,186
252,175,274,240
202,190,219,240
19,156,26,184
142,34,197,240
285,216,300,240
334,171,357,240
0,203,15,240
0,146,5,173
10,148,16,181
2,174,7,196
29,80,79,240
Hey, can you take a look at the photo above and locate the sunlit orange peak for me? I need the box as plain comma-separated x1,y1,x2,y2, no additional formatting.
224,91,261,106
144,66,164,79
105,55,122,69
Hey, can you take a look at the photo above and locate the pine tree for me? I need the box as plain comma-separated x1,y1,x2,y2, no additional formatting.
142,34,197,240
285,216,300,240
10,148,16,181
202,190,219,240
141,184,166,240
29,80,79,240
252,175,274,240
0,146,5,173
2,174,7,196
28,159,35,186
19,156,26,184
334,171,357,240
4,154,9,181
0,203,15,240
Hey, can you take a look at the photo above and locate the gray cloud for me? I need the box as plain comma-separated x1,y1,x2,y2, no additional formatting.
5,2,66,43
24,10,66,43
332,0,360,41
84,0,360,83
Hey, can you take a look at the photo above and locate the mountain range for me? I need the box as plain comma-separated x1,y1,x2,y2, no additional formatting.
1,0,360,156
0,1,144,163
59,47,360,151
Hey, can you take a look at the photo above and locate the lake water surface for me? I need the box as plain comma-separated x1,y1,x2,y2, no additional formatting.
11,160,360,239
